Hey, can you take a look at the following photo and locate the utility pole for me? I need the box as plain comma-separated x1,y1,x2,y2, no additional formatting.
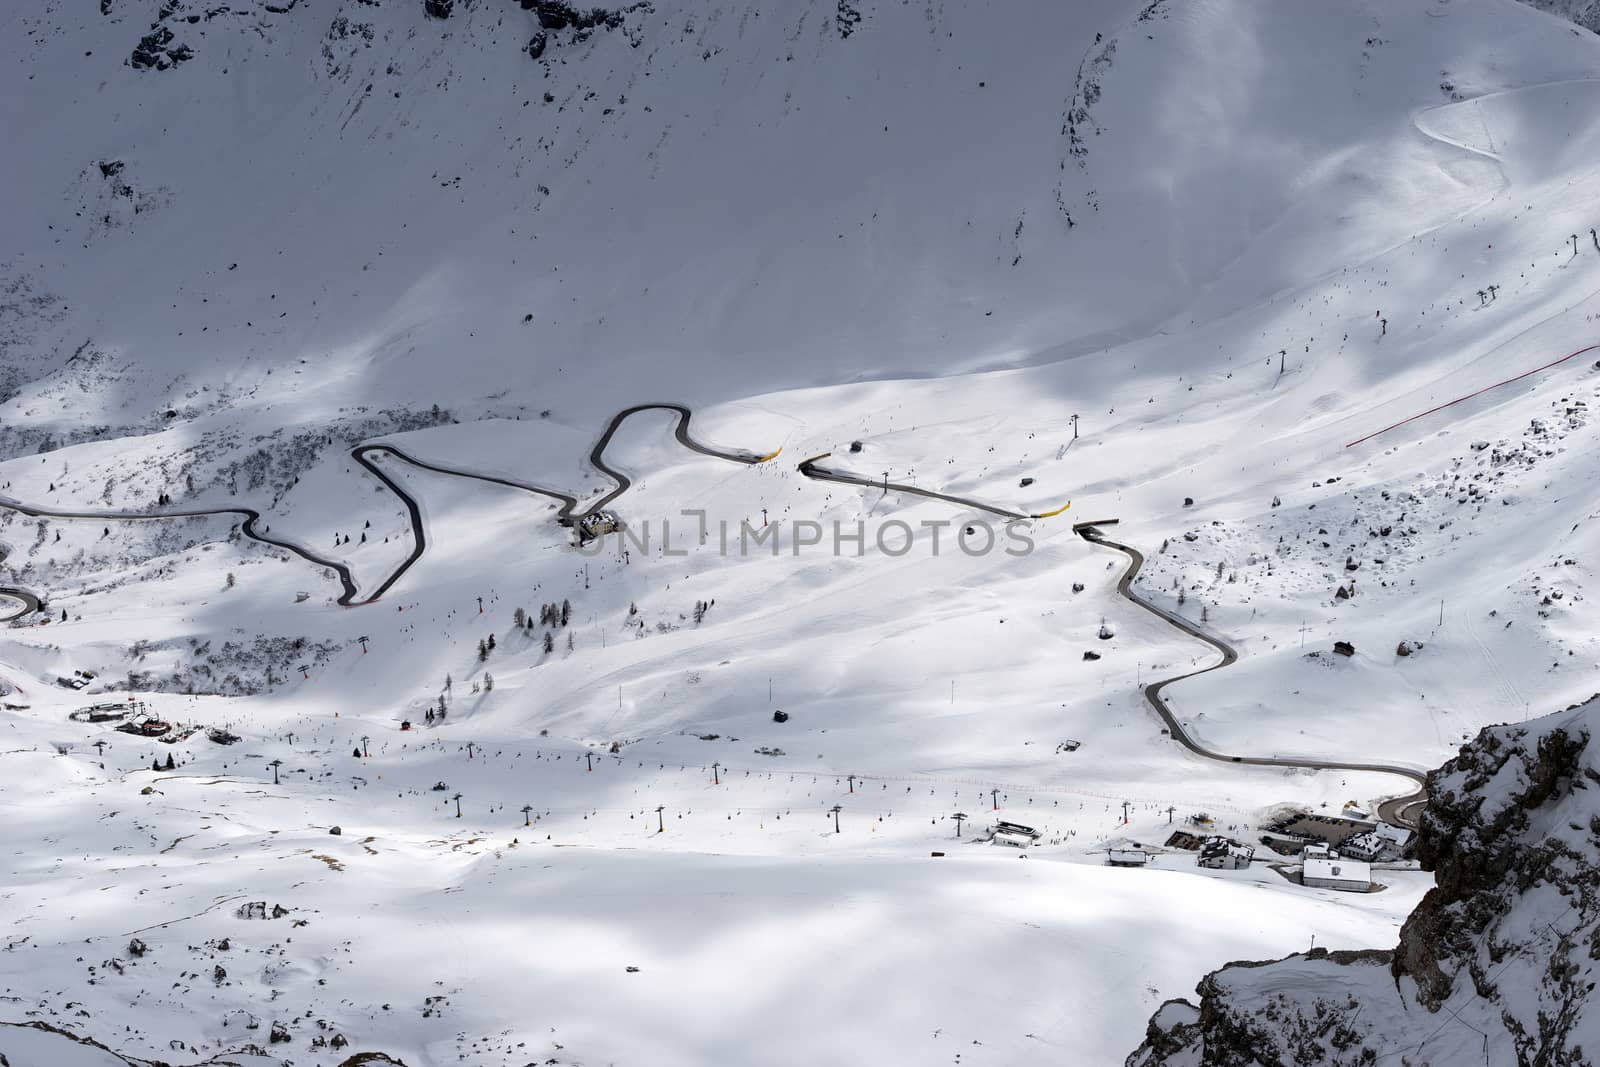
269,758,283,785
991,787,999,811
1071,414,1079,440
712,761,721,786
1121,800,1131,824
883,471,890,493
586,751,594,772
452,792,463,818
466,741,476,760
953,812,967,838
1278,349,1285,376
1439,599,1444,627
830,804,842,833
656,805,665,833
477,596,483,614
1165,805,1176,825
847,774,856,794
286,732,294,745
360,735,370,758
522,804,533,826
357,635,369,655
94,740,106,758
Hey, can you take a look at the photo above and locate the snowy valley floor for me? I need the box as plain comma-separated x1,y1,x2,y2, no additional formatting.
1,702,1432,1067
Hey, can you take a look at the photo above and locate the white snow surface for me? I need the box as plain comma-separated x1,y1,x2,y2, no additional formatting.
2,0,1600,1063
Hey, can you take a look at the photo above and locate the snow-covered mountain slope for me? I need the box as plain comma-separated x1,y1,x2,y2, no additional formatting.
5,0,1600,1064
1128,693,1600,1067
5,0,1597,430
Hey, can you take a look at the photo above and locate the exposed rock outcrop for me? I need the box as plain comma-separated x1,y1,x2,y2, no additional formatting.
1129,694,1600,1066
517,0,651,59
130,26,194,71
1518,0,1600,34
836,0,863,38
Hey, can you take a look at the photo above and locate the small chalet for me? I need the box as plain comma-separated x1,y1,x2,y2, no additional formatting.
1196,836,1254,870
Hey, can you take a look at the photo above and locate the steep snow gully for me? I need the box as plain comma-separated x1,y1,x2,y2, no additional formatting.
1075,522,1429,827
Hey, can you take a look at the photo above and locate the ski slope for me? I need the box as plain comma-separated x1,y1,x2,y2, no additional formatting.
5,0,1600,1063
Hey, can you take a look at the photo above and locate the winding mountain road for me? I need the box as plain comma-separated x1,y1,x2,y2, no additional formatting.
796,453,1070,519
0,587,41,623
348,405,767,600
0,494,364,603
4,407,1428,826
0,404,770,608
1074,522,1429,828
587,403,773,514
787,461,1425,826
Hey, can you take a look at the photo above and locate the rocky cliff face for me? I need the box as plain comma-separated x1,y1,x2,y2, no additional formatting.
1520,0,1600,35
1128,695,1600,1067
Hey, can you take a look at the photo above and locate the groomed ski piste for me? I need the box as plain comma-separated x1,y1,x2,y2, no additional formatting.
5,0,1600,1063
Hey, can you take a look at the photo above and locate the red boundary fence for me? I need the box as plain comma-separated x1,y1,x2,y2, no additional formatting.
1345,342,1600,448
